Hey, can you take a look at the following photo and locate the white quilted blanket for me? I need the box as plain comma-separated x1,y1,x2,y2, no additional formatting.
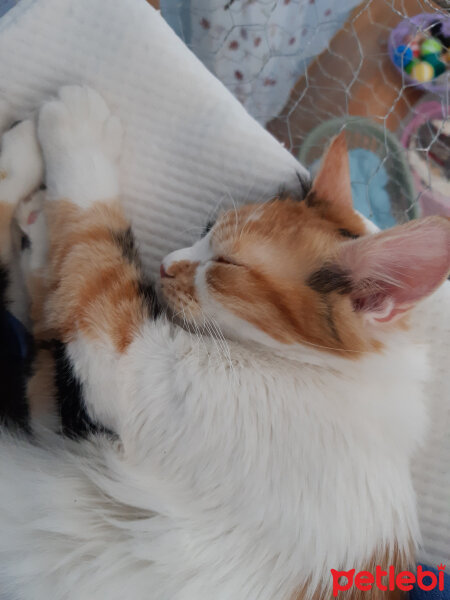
0,0,448,568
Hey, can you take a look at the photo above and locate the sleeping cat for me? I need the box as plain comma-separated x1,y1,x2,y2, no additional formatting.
0,85,449,600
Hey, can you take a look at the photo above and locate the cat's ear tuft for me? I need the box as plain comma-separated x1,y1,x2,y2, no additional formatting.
337,216,450,323
308,133,352,210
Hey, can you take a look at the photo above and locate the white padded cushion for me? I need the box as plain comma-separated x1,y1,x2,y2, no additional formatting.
0,0,306,277
0,0,448,568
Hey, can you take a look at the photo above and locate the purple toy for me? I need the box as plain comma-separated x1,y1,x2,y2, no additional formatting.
389,14,449,94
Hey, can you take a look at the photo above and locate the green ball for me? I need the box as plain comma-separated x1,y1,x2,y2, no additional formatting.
423,53,446,77
420,37,442,56
405,58,421,74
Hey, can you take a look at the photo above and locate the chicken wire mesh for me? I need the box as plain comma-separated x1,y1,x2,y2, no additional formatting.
161,0,450,228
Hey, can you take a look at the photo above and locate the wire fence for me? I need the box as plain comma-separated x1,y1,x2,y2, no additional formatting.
161,0,449,228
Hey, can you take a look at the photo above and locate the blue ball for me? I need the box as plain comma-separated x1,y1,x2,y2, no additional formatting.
393,44,413,68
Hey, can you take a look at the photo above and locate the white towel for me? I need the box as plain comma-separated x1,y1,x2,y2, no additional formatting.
0,0,448,569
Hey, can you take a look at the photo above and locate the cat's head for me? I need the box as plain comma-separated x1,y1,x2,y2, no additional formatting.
160,134,450,355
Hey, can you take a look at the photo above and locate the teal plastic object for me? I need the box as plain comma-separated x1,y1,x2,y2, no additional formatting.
423,53,446,77
298,117,418,228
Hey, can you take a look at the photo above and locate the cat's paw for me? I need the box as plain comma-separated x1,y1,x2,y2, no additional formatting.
38,86,123,208
14,190,48,275
0,120,44,205
38,86,122,162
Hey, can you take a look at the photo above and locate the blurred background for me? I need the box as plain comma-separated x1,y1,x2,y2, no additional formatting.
156,0,449,230
1,0,448,228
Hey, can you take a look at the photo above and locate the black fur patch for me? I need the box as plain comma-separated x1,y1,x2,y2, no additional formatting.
296,171,312,199
0,357,30,430
51,340,103,439
338,228,360,240
304,190,321,208
0,264,8,307
21,234,31,251
112,227,139,265
0,318,31,431
138,278,162,320
0,265,31,430
111,227,162,320
323,296,341,343
307,265,353,295
202,220,215,237
277,173,312,203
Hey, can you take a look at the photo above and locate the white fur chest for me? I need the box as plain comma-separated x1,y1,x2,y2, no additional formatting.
123,324,430,600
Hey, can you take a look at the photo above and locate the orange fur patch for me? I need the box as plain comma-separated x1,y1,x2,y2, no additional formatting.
206,198,374,355
43,200,149,353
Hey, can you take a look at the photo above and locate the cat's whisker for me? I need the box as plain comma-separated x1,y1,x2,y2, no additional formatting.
208,316,233,364
201,315,225,367
185,305,212,364
208,315,238,389
205,317,232,371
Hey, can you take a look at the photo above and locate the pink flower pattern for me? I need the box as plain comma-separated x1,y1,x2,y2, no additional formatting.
189,0,360,124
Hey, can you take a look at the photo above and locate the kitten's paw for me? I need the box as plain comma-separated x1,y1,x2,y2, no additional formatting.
38,86,122,162
0,120,44,205
14,190,48,275
38,86,123,207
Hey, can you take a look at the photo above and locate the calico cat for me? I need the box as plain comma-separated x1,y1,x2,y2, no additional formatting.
0,85,448,600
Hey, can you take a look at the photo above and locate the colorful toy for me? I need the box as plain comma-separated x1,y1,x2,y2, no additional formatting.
420,37,442,56
393,44,413,68
404,33,424,58
390,15,448,90
405,58,421,75
409,40,420,58
410,61,434,82
422,53,446,77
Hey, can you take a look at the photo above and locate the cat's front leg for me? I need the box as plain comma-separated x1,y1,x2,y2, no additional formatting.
37,86,159,431
0,120,44,314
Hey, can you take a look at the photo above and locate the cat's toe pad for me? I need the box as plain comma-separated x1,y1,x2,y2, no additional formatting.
15,190,45,233
0,120,44,205
14,190,48,273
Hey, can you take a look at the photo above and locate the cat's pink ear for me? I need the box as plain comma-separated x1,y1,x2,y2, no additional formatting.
338,217,450,323
310,133,352,210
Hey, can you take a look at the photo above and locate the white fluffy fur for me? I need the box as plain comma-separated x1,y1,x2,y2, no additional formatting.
0,119,44,324
0,120,43,206
0,87,437,600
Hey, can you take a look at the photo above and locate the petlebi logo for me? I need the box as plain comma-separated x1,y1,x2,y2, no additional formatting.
331,564,446,596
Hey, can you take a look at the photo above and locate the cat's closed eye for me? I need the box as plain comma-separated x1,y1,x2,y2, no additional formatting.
214,256,240,266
